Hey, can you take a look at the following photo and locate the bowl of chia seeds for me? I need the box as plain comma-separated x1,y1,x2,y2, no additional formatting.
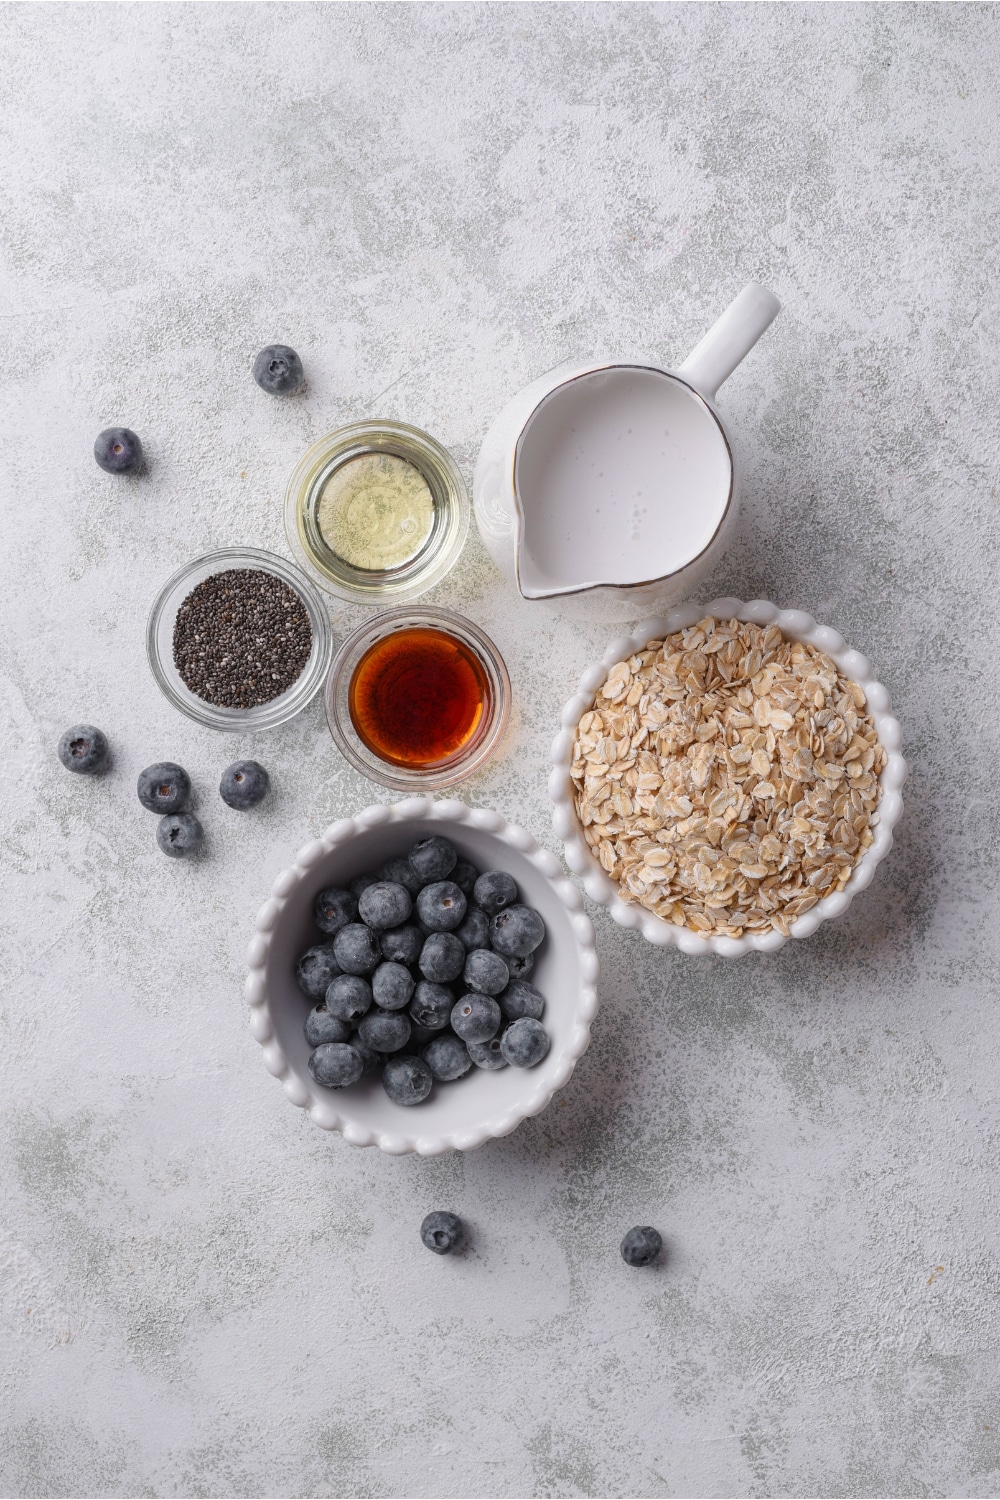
146,547,335,731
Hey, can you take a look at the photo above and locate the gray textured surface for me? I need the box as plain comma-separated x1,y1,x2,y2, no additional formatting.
1,3,998,1496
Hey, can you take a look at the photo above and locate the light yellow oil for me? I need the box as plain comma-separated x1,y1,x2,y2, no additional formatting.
316,452,434,572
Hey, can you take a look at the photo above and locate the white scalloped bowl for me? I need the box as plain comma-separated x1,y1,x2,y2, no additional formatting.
549,598,906,958
245,798,599,1154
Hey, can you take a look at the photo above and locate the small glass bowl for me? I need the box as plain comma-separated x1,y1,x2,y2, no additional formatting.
284,420,470,606
147,547,335,732
325,606,511,791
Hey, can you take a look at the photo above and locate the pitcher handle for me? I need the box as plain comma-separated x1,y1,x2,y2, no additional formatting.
676,283,780,402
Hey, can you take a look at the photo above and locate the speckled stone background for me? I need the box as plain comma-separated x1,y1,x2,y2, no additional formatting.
2,4,998,1497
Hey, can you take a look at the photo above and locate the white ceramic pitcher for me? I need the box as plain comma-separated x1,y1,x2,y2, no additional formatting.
473,284,780,622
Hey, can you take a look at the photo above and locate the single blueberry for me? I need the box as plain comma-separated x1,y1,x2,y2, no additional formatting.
620,1226,663,1268
450,860,478,896
498,979,545,1022
416,881,467,932
333,923,381,975
349,872,379,900
137,762,191,814
304,1004,351,1047
358,881,412,930
358,1008,411,1053
467,1036,508,1071
408,835,458,884
372,960,415,1011
314,886,358,936
409,980,454,1031
252,344,304,395
463,948,509,996
156,812,203,858
94,426,143,474
500,1016,550,1068
473,870,517,916
220,760,270,809
295,943,341,999
380,924,423,966
490,904,546,959
324,974,373,1024
382,1054,433,1106
418,932,465,984
378,857,424,897
505,951,536,981
57,724,109,775
423,1031,473,1081
308,1042,363,1089
450,993,501,1045
455,905,490,952
420,1210,464,1255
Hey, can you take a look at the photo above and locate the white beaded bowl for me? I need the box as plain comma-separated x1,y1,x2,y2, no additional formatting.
549,597,906,958
245,798,599,1154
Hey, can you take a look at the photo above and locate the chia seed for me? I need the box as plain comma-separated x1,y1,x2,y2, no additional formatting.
172,568,313,709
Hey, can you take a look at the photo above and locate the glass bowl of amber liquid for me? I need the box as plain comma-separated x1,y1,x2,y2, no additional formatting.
324,607,511,791
285,421,470,606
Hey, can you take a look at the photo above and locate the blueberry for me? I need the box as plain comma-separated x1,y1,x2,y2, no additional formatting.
418,932,465,984
380,925,423,966
467,1036,508,1071
416,881,467,932
295,943,342,999
498,979,545,1022
473,870,517,916
620,1226,663,1268
463,948,509,996
57,724,109,775
137,762,191,814
420,1210,464,1255
358,881,412,930
349,872,379,900
220,760,270,809
156,812,203,857
358,1008,411,1053
450,860,478,896
450,993,500,1044
408,835,458,884
314,886,358,937
378,857,424,897
423,1032,472,1081
308,1042,363,1089
500,1016,550,1068
409,981,454,1031
333,923,381,975
455,905,490,952
382,1054,432,1106
304,1004,351,1047
490,904,545,959
505,951,536,981
252,344,304,395
324,974,372,1024
94,426,143,474
372,961,415,1011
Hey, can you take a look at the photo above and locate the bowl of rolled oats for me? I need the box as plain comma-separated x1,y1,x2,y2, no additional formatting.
549,598,906,956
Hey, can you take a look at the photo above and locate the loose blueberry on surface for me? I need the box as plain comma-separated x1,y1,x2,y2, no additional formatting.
455,905,490,952
156,812,203,858
94,426,143,474
409,980,454,1031
463,948,509,996
57,724,110,775
252,344,304,395
304,1004,351,1047
295,943,342,999
408,835,458,884
450,992,501,1044
500,1015,550,1067
418,932,465,984
420,1210,464,1255
467,1036,508,1071
349,872,379,900
490,904,546,959
372,960,415,1011
380,924,423,966
220,759,270,809
308,1042,363,1089
137,762,191,814
450,860,478,896
358,1007,411,1053
358,881,412,930
472,870,517,916
333,923,381,975
382,1054,433,1106
314,886,358,936
423,1031,473,1081
620,1226,663,1268
505,951,536,981
378,857,424,897
416,880,467,932
324,973,373,1024
498,979,545,1022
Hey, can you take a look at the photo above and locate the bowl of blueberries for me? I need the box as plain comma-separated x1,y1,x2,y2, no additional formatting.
245,797,599,1154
